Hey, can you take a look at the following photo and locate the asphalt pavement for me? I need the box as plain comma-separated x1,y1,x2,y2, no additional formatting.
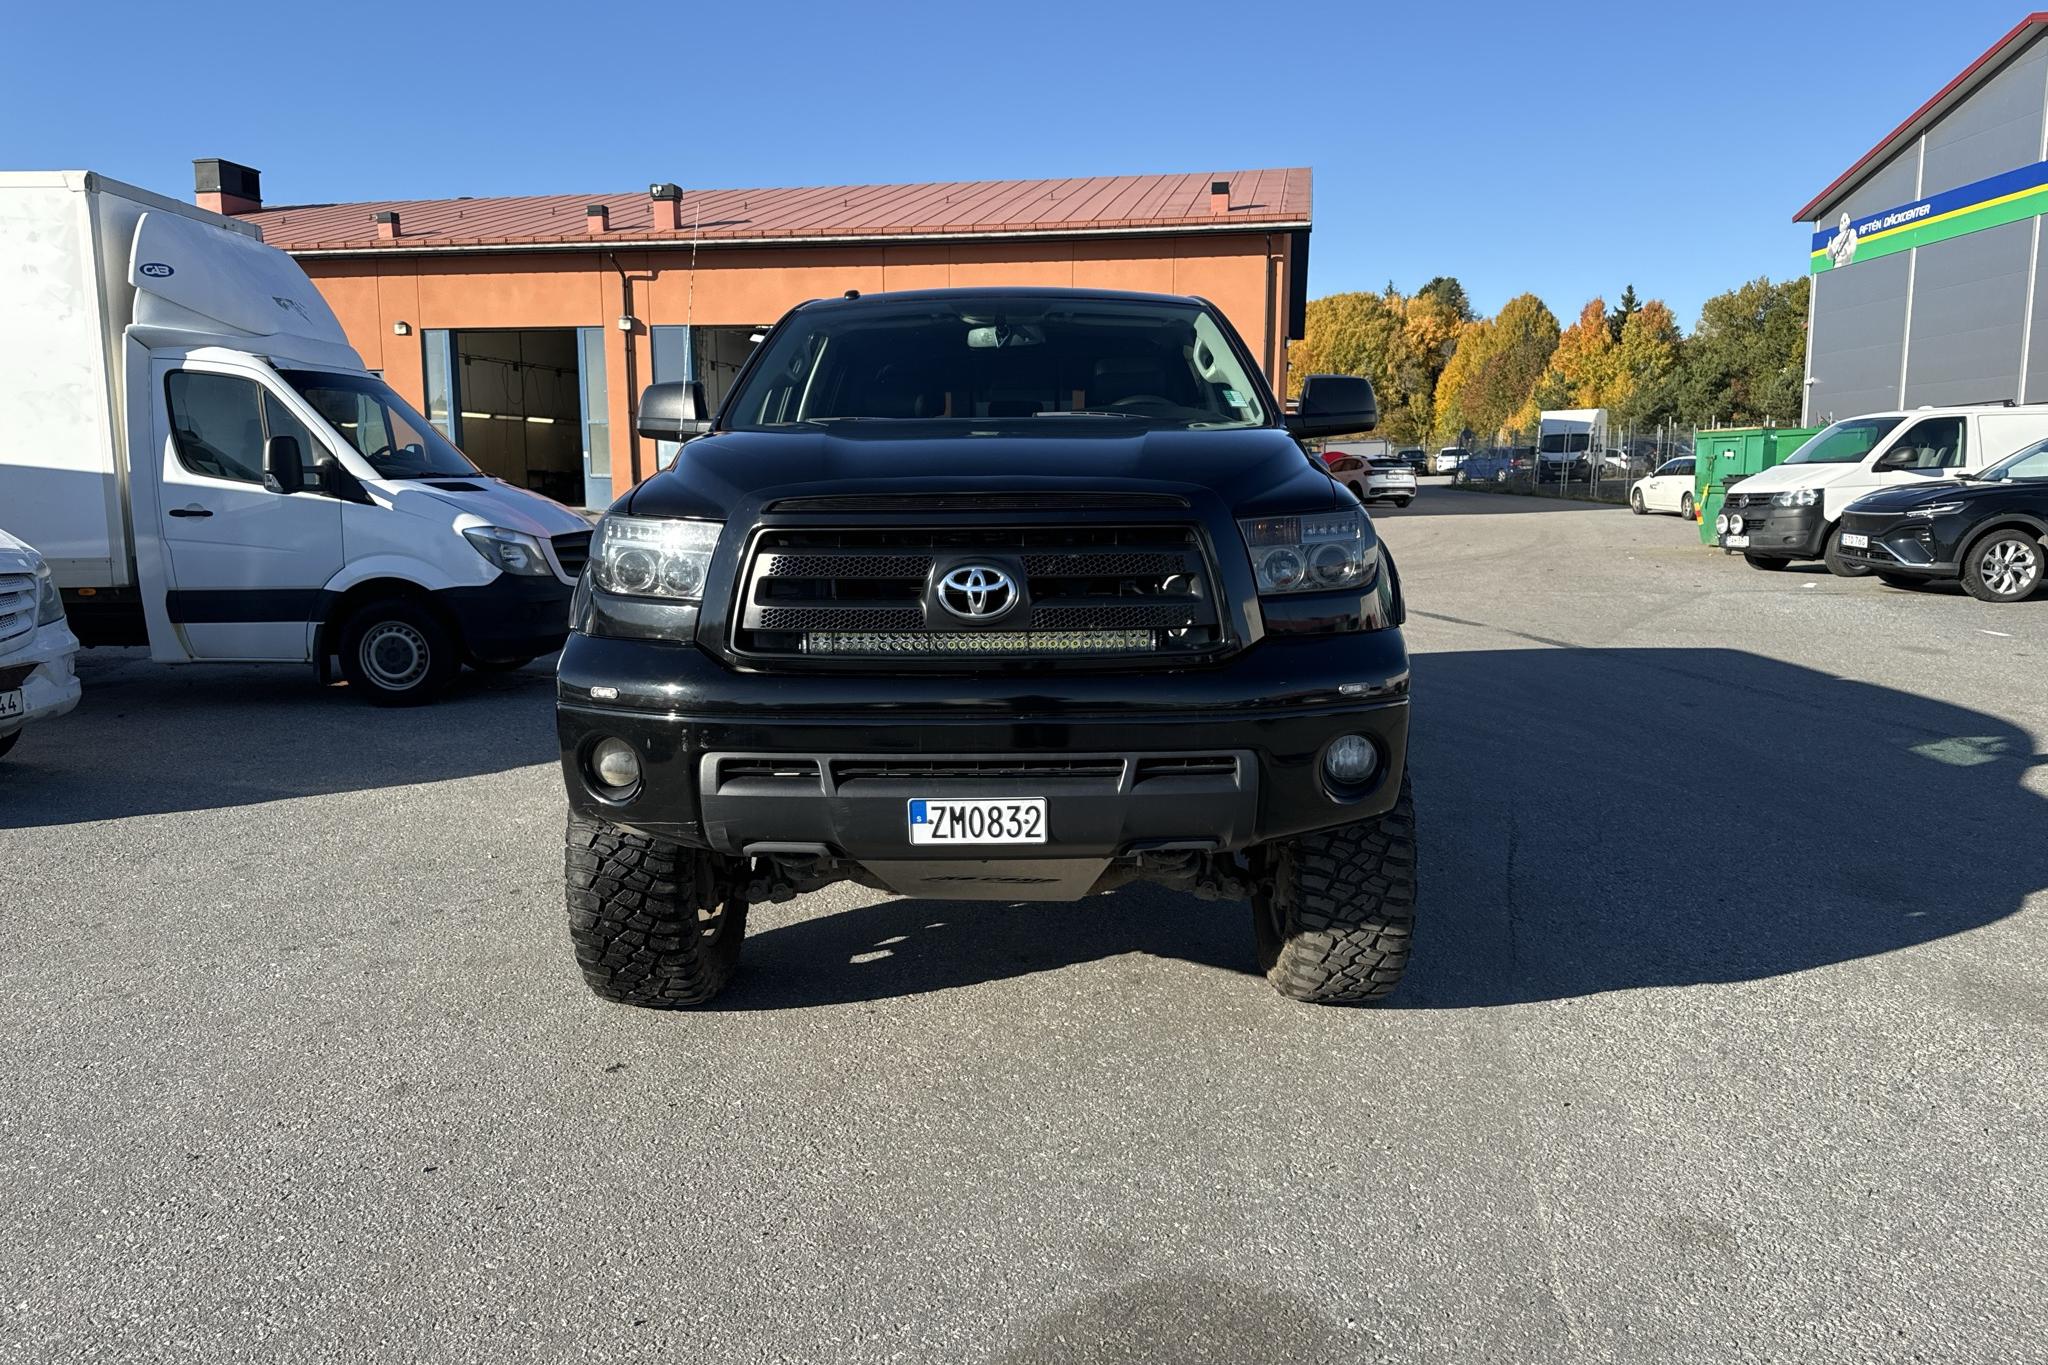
2,483,2042,1364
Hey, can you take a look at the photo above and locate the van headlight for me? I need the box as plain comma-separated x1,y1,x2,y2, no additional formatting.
33,563,65,625
590,515,721,600
1770,488,1821,508
462,525,553,576
1237,509,1378,593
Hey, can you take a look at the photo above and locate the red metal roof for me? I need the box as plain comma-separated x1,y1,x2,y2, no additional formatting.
242,168,1311,253
1793,13,2048,222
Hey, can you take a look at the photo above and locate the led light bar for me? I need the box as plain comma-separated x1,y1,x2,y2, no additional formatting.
804,630,1156,655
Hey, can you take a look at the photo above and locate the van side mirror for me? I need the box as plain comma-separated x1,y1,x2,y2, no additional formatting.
1873,448,1913,471
264,434,304,494
1286,374,1378,440
638,381,712,442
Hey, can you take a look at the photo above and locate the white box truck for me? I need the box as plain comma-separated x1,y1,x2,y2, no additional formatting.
0,171,593,704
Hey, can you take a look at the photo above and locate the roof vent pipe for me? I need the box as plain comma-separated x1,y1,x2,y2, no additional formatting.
650,182,683,231
375,210,400,240
193,158,262,215
586,203,610,234
1209,180,1231,215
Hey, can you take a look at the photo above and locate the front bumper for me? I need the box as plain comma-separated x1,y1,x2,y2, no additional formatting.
434,573,574,663
1718,502,1826,557
0,621,83,737
555,628,1410,880
1833,513,1957,575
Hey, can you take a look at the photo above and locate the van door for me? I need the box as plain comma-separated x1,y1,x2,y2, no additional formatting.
151,356,345,660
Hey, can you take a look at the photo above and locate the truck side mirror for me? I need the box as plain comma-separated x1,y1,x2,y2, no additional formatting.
637,381,712,443
1285,374,1378,440
264,434,304,495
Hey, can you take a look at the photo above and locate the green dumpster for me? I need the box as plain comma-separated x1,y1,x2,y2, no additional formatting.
1694,425,1821,545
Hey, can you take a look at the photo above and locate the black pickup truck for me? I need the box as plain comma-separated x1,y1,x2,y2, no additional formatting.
556,287,1415,1007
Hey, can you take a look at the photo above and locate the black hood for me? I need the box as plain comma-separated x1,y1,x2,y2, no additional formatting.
623,423,1344,520
1847,478,2016,514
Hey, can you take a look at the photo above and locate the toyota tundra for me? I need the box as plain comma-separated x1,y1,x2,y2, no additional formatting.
556,288,1414,1007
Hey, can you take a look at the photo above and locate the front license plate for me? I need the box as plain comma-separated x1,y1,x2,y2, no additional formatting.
0,690,20,721
1724,534,1750,548
1841,532,1869,549
908,798,1047,845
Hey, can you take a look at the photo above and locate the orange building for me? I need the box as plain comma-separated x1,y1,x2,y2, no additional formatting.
193,158,1312,508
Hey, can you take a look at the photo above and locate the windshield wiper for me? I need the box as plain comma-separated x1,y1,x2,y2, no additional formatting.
1033,410,1151,420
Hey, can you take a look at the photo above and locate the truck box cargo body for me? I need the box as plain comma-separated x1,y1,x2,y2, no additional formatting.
0,172,590,703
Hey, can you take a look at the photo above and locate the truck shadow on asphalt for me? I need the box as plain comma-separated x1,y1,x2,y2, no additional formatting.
0,649,559,828
714,646,2045,1010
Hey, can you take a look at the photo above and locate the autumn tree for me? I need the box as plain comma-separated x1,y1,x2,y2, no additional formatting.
1675,278,1809,426
1609,299,1682,428
1435,294,1560,444
1288,280,1473,444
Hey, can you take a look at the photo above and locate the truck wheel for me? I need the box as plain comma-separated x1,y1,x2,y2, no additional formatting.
338,598,458,706
1822,524,1872,578
1253,773,1416,1005
565,813,747,1008
1743,553,1790,571
1960,529,2044,603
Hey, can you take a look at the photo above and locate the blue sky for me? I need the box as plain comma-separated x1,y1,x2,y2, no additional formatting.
1,0,2030,326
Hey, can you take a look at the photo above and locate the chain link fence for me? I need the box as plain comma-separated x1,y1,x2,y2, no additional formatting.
1441,423,1696,505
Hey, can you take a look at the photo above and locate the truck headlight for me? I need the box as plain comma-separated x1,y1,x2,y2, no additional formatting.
32,563,64,625
462,526,553,576
1237,509,1378,593
1770,488,1821,508
590,515,721,600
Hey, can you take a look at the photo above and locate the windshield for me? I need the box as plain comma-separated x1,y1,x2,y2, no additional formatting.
277,369,481,479
1783,416,1903,465
722,296,1269,431
1978,438,2048,481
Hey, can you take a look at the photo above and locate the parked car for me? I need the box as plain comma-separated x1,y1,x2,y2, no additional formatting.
1349,457,1418,507
0,170,591,705
1835,437,2048,601
1434,446,1468,475
1715,405,2048,575
1452,448,1532,484
559,288,1417,1010
1395,447,1429,475
1630,457,1697,518
0,529,82,760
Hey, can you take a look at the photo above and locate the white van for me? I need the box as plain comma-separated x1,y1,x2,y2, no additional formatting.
0,528,82,759
1716,404,2048,574
0,171,592,704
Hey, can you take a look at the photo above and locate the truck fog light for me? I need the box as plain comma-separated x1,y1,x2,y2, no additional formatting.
1323,734,1377,787
590,738,641,792
1728,514,1745,535
1715,513,1728,535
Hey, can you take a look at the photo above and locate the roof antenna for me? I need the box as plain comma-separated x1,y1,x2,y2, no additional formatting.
844,289,860,300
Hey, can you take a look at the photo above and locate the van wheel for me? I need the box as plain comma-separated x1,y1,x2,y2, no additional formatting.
565,813,748,1007
338,598,457,706
1743,553,1791,571
1961,530,2044,603
1823,525,1873,578
1253,772,1416,1004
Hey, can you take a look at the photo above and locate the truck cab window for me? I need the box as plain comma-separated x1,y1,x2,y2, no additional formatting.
165,371,266,484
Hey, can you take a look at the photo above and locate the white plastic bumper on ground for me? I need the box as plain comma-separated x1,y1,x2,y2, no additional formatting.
0,621,83,736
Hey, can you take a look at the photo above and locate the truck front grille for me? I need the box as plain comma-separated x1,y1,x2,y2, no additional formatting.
0,573,35,653
735,524,1224,663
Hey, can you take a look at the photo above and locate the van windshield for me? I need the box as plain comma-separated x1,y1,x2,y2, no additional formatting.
1782,416,1903,465
722,296,1270,431
277,369,480,479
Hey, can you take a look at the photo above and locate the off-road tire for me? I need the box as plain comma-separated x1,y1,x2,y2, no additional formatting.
1822,524,1873,578
1629,490,1646,514
1960,529,2045,603
564,813,748,1007
338,598,458,705
1743,553,1791,571
1253,772,1417,1004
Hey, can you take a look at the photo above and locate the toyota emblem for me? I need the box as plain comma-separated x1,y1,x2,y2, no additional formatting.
936,565,1018,621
